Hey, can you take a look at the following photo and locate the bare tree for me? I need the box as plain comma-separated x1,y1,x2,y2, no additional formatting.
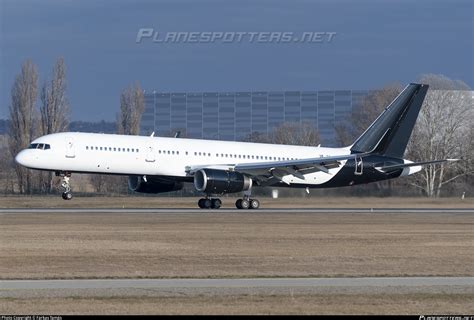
40,57,69,135
406,74,473,197
271,121,320,146
117,82,145,135
466,123,474,194
335,82,402,146
8,60,38,194
0,135,16,193
89,173,128,195
242,122,320,146
39,57,70,193
416,73,470,91
242,131,270,143
89,82,145,194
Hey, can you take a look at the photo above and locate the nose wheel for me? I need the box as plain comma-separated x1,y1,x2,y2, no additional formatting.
62,191,73,200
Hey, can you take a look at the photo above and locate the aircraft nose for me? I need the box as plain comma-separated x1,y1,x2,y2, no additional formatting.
15,150,31,167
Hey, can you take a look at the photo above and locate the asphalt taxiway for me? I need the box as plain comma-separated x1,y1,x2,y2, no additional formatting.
2,277,473,290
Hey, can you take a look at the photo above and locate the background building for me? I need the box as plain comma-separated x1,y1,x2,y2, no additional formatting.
140,90,370,146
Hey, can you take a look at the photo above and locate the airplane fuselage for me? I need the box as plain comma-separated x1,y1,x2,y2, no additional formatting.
15,132,418,189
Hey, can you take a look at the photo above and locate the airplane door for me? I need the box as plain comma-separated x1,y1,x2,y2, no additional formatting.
354,156,363,175
145,145,155,162
65,137,75,158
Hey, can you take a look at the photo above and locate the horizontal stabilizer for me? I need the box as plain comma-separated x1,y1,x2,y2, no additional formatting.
376,159,459,172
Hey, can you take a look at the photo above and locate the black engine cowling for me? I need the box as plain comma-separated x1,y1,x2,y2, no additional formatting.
128,175,183,194
194,169,252,194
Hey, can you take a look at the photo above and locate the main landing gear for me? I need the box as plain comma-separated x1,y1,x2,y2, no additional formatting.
57,171,73,200
196,196,260,210
235,196,260,210
198,197,222,209
197,189,260,210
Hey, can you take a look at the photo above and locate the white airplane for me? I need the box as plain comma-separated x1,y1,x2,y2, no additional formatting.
15,83,454,209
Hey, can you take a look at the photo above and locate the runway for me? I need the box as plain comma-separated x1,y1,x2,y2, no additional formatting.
1,207,473,214
2,277,473,290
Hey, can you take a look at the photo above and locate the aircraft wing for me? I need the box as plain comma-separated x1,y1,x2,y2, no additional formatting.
186,152,371,185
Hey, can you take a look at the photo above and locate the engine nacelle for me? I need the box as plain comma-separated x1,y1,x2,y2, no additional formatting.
194,169,252,195
128,175,183,194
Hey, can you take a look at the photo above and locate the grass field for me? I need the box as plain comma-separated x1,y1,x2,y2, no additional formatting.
2,293,472,315
1,211,472,279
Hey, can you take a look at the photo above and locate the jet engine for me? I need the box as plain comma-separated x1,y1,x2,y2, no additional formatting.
194,169,252,194
128,175,183,194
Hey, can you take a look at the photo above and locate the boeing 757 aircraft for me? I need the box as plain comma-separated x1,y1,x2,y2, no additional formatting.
15,83,456,209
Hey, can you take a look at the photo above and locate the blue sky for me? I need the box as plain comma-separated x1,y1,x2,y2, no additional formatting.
1,0,472,121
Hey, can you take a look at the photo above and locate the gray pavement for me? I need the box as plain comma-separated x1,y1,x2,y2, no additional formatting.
2,277,473,290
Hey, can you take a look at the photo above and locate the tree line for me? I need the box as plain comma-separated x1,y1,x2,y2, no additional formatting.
2,59,472,197
4,59,145,195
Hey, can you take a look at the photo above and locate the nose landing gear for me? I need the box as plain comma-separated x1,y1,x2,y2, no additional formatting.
57,172,73,200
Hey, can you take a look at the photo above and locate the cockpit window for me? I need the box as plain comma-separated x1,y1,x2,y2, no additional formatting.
28,143,51,150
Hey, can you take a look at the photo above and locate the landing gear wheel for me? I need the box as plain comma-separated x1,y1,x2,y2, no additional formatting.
236,197,260,210
198,198,213,209
198,198,205,208
62,192,72,200
235,199,243,209
203,198,212,209
236,199,251,209
240,199,250,209
249,199,260,209
211,198,222,209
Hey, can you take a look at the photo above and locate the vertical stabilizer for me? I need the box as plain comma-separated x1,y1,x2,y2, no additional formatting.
350,83,429,158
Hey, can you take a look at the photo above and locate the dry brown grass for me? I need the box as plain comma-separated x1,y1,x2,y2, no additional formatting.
2,293,473,315
0,195,473,208
1,211,472,279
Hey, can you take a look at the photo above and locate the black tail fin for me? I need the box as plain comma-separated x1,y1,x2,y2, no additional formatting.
350,83,429,158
